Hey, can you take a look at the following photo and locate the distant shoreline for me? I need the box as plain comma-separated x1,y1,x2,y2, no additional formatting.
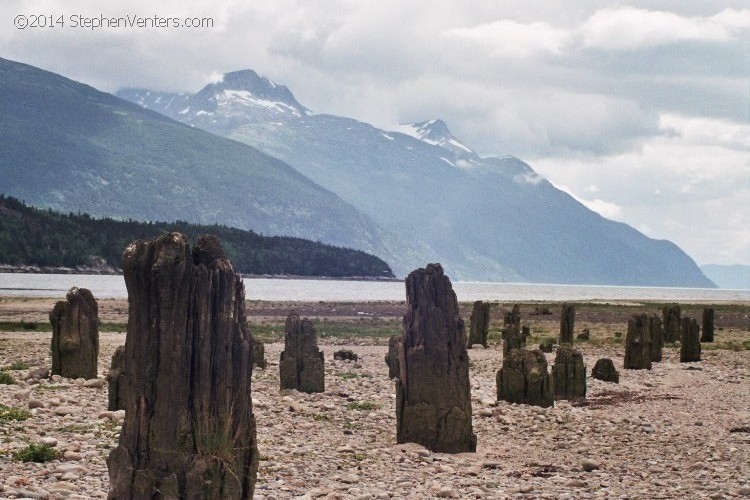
0,264,401,282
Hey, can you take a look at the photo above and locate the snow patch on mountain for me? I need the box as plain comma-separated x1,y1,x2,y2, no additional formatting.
217,89,302,116
392,119,476,158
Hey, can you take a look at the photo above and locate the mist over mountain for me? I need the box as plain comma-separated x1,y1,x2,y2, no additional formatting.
0,57,421,273
119,70,714,287
700,265,750,290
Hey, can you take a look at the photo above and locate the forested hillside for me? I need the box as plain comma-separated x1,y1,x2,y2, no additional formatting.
0,196,394,278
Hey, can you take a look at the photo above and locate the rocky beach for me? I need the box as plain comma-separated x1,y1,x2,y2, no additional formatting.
0,297,748,499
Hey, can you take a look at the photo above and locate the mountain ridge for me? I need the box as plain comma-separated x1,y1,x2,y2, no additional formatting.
118,69,715,287
0,56,421,275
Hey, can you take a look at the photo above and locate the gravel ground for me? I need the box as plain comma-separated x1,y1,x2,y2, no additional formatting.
0,329,748,499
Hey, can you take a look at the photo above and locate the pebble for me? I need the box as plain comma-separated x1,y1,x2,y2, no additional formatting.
0,334,747,499
63,451,83,461
40,437,58,447
28,398,44,409
54,406,75,416
582,459,601,472
83,378,106,388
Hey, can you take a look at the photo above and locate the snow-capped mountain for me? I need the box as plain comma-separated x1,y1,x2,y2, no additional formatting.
395,119,477,160
118,71,714,286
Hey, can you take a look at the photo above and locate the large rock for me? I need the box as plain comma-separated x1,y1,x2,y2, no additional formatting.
559,303,576,344
279,313,325,393
467,300,490,348
680,317,701,363
701,308,714,343
107,233,258,499
49,287,99,380
497,349,553,408
662,304,681,343
106,346,126,411
591,358,619,383
552,346,586,400
624,314,653,370
396,263,476,453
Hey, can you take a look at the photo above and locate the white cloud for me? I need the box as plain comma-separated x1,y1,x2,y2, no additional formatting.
579,7,750,50
1,0,747,265
533,112,750,265
553,184,624,220
443,20,568,57
513,172,544,185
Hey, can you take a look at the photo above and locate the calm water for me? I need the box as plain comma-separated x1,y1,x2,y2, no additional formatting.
1,273,748,303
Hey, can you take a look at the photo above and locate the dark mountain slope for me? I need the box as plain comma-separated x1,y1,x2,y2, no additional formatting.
0,195,394,278
0,57,410,272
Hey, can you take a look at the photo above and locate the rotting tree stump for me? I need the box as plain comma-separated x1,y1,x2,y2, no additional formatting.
106,345,126,411
591,358,619,383
333,349,358,361
467,300,490,348
559,303,576,344
624,314,653,370
253,340,267,370
503,304,521,331
681,317,701,363
279,313,325,393
497,349,553,408
552,346,586,400
396,263,476,453
502,304,524,356
385,334,401,379
649,315,664,362
107,233,258,499
663,304,681,343
701,308,714,343
49,287,99,380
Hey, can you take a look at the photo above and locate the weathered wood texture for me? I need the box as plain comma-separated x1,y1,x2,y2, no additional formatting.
680,317,701,363
502,304,524,356
701,308,714,343
279,313,325,393
467,300,490,348
106,345,126,411
591,358,619,383
624,313,654,370
396,263,476,453
49,287,99,380
552,346,586,400
107,233,258,499
385,334,402,379
662,304,681,343
649,315,664,362
559,303,576,344
253,340,267,370
497,349,554,408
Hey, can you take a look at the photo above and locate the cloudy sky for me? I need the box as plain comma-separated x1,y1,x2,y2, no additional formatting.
3,0,749,266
